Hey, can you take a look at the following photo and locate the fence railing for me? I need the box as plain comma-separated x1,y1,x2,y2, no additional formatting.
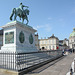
0,50,62,71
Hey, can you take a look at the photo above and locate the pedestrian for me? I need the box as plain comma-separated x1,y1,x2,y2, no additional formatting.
62,49,64,55
73,49,74,53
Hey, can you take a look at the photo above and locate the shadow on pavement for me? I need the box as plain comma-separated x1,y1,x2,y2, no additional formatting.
27,56,66,74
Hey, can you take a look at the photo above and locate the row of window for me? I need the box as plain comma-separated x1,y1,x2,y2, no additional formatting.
39,40,58,44
70,39,75,43
41,45,56,50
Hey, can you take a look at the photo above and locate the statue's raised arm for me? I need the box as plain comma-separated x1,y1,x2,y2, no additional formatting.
23,5,29,8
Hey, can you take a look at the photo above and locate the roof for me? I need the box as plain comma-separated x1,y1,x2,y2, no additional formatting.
70,28,75,37
48,34,59,39
59,40,63,43
64,38,69,41
0,29,3,35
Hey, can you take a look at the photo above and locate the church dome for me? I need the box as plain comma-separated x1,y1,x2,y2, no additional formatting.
70,28,75,37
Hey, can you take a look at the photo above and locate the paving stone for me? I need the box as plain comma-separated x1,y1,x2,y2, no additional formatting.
26,53,75,75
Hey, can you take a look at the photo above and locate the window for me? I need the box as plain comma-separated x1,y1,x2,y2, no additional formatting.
45,41,47,44
49,46,51,50
46,46,47,49
49,40,50,44
42,41,44,44
53,46,54,50
52,39,54,44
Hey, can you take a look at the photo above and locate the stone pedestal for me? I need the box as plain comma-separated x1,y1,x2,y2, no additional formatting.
1,21,37,52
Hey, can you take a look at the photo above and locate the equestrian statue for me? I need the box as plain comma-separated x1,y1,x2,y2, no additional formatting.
10,3,29,25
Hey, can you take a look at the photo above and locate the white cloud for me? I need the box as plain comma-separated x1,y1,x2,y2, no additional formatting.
44,24,52,32
48,17,52,20
33,24,52,32
33,25,44,30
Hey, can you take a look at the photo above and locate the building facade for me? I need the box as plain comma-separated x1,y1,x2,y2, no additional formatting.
59,38,69,50
69,28,75,49
63,38,69,46
0,29,3,49
39,34,59,50
35,33,39,49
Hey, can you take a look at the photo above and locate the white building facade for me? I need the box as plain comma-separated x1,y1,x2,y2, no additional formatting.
39,34,59,50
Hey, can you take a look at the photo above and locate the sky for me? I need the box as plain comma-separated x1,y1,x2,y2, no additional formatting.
0,0,75,40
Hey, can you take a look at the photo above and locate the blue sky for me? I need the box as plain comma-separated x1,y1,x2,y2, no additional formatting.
0,0,75,40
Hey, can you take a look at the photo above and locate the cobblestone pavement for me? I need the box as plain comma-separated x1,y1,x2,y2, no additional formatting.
25,53,75,75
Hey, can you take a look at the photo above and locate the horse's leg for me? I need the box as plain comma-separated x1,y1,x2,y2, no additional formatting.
26,17,29,25
10,8,15,20
22,18,24,23
14,14,17,21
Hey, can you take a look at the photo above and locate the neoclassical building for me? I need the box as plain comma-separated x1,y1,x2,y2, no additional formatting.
69,28,75,49
39,34,59,50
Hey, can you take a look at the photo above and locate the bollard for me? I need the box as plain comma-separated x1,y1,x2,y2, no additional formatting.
70,68,73,75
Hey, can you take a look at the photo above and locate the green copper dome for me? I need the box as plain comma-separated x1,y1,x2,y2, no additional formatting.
70,28,75,37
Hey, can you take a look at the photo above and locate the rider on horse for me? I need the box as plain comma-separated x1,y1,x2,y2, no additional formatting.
19,3,28,14
19,3,29,20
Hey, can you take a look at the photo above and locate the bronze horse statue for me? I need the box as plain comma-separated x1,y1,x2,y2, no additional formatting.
10,8,29,25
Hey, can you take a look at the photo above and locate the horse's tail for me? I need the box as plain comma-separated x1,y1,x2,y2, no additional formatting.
10,8,16,20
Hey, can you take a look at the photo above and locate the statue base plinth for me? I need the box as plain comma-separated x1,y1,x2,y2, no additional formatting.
1,21,38,52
